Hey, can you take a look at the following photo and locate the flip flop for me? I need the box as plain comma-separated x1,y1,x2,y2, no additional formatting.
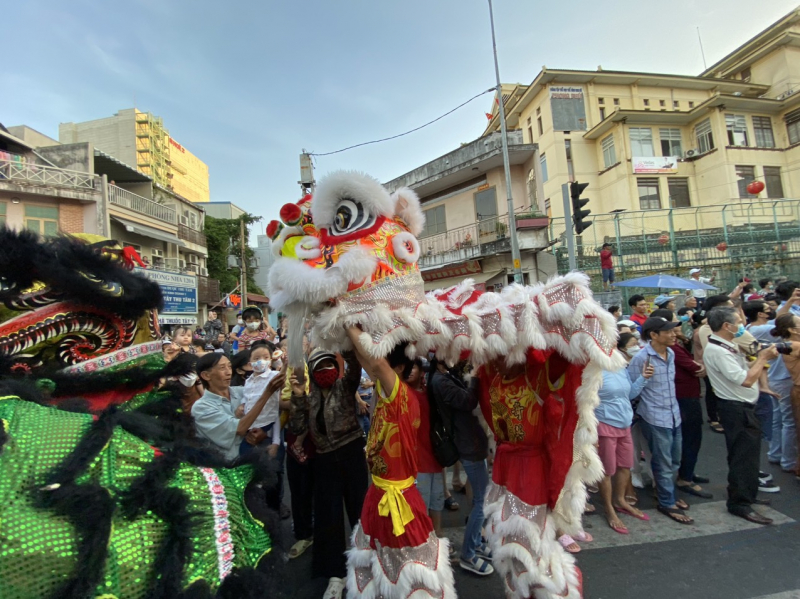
709,422,724,434
615,506,650,521
557,534,581,554
677,484,713,499
573,531,593,543
657,504,694,525
675,499,690,510
288,538,313,559
608,520,629,535
625,494,638,506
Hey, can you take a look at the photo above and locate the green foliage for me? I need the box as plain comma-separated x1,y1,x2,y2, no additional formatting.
204,214,264,296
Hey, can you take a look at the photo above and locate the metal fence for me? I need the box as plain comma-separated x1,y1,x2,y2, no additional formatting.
548,198,800,294
0,159,98,191
109,185,177,224
419,214,511,269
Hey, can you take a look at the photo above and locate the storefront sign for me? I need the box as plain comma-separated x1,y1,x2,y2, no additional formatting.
632,156,679,174
550,86,587,131
421,260,482,281
134,268,197,321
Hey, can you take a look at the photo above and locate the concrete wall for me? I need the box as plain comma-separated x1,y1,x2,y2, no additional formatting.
0,192,100,235
36,142,93,173
7,125,60,147
59,109,138,168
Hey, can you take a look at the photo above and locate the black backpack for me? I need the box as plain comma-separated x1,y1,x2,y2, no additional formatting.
427,371,460,468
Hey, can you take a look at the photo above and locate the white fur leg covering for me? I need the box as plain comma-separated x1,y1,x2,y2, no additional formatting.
484,483,582,599
346,524,456,599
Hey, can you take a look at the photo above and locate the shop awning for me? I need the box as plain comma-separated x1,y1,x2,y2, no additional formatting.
111,216,185,246
423,269,505,292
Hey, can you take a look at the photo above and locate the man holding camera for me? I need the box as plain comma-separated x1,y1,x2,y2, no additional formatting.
704,307,780,525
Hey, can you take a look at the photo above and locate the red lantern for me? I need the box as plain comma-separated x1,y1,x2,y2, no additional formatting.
716,242,728,252
658,234,669,246
746,180,765,195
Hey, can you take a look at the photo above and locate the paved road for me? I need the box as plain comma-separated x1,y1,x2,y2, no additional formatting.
282,422,800,599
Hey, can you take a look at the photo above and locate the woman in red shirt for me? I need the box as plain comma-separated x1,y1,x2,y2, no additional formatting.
345,327,455,599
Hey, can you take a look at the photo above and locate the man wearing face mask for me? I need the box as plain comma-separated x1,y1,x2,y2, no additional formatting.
289,347,367,599
704,307,780,524
229,311,245,353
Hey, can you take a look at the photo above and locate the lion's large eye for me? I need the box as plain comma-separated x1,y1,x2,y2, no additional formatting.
330,197,376,237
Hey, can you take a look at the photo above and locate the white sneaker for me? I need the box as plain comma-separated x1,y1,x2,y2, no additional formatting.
631,473,645,489
323,577,345,599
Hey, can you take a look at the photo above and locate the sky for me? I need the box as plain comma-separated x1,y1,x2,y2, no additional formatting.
3,0,799,239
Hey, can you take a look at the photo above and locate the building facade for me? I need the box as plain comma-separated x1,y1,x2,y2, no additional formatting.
385,131,554,290
481,7,800,290
60,108,210,203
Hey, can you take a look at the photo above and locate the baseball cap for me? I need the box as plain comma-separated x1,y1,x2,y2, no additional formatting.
308,347,337,371
654,294,674,307
617,319,637,328
689,268,701,274
642,317,680,338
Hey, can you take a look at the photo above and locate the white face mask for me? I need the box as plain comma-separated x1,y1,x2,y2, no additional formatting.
626,346,641,357
272,359,283,370
632,331,641,340
251,359,270,373
246,322,260,331
237,319,244,326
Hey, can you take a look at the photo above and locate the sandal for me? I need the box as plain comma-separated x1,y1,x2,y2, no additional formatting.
615,506,650,521
459,555,494,576
573,531,593,543
677,483,713,499
444,496,460,511
288,538,313,559
625,494,639,506
608,519,629,535
288,444,308,464
452,481,466,494
675,499,690,510
709,421,725,434
583,502,596,515
657,504,694,525
557,534,581,553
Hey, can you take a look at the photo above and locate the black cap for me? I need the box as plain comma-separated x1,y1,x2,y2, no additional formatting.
642,317,680,338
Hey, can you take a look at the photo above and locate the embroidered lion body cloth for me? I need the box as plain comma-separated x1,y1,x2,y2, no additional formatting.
268,171,623,599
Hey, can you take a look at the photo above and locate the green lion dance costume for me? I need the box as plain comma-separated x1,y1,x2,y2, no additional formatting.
0,230,281,599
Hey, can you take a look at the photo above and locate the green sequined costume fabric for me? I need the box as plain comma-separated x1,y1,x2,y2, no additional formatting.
0,396,271,599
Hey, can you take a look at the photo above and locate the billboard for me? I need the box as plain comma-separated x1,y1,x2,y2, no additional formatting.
632,156,679,174
135,268,198,325
550,86,587,131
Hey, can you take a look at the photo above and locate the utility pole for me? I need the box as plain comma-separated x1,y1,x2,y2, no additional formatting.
240,218,247,308
487,0,523,284
299,151,315,195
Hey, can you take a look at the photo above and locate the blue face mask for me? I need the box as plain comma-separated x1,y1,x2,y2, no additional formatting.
732,324,746,338
680,314,690,322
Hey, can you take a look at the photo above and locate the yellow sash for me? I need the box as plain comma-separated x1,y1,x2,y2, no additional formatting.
372,475,415,537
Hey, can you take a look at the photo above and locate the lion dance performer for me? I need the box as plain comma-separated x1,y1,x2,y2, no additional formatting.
0,229,282,599
267,171,622,598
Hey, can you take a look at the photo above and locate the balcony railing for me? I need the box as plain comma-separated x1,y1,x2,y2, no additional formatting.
419,215,512,269
178,223,207,246
547,198,800,292
109,185,176,224
0,159,98,191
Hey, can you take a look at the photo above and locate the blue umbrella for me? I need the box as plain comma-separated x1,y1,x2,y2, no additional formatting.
613,274,717,290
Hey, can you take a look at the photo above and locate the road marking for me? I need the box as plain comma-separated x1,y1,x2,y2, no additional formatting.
580,501,794,550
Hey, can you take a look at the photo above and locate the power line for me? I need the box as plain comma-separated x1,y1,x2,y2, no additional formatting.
309,87,496,157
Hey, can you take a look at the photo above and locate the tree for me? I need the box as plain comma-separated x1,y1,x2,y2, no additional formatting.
204,214,264,297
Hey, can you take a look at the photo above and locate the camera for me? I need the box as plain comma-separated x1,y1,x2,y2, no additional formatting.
758,341,793,355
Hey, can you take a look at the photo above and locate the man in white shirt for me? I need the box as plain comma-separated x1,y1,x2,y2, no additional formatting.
688,268,715,306
704,306,779,525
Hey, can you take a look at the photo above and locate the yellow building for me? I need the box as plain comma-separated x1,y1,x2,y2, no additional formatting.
482,7,800,287
60,108,210,203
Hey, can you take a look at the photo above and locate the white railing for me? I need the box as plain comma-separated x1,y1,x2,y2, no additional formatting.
0,159,98,191
109,185,177,224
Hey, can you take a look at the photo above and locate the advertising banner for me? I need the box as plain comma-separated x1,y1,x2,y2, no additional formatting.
549,86,587,131
134,268,198,324
632,156,680,174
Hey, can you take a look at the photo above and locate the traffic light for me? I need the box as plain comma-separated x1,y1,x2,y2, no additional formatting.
570,181,591,234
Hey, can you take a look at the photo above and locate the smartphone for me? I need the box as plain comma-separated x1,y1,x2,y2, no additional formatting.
644,355,651,370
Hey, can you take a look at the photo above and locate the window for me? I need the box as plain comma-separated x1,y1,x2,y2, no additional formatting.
527,117,531,125
24,205,59,237
752,116,775,148
688,101,695,109
613,98,620,106
599,107,606,120
643,99,650,107
544,198,551,216
735,165,756,198
660,128,683,156
527,126,534,143
673,100,680,109
421,205,446,238
668,178,691,208
601,134,616,168
565,140,574,180
764,166,784,198
536,107,541,115
475,187,498,238
527,168,538,209
537,116,543,135
629,127,654,156
0,203,5,227
659,100,666,107
540,153,548,182
695,118,715,153
598,97,605,105
637,178,661,210
726,114,749,146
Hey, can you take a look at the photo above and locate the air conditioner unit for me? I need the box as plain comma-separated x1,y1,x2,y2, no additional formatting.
179,259,187,269
185,263,198,273
179,215,189,226
684,149,697,158
152,248,163,257
199,267,208,276
188,254,199,264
